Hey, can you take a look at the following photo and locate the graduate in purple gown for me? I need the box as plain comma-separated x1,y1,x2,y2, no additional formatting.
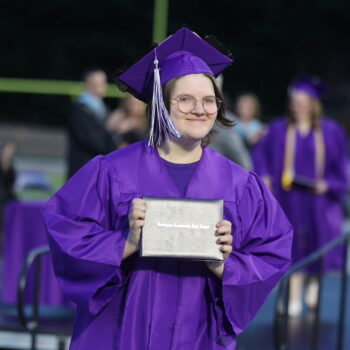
42,27,293,350
253,75,348,317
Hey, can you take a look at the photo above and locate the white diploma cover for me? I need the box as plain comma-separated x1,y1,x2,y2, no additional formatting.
141,197,224,261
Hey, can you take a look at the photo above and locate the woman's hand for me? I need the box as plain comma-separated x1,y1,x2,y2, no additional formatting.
314,180,328,195
123,198,147,260
262,176,273,192
1,142,16,171
206,220,233,279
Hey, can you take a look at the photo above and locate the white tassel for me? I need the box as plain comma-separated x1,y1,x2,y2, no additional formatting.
148,50,181,146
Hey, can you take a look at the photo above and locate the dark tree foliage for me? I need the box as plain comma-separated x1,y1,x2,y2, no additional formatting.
1,0,350,128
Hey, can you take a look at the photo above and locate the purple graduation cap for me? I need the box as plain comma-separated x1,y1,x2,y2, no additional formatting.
116,26,233,146
288,74,326,99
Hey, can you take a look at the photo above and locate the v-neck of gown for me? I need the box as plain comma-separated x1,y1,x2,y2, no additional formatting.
160,157,200,197
296,125,313,139
142,142,231,200
295,128,316,179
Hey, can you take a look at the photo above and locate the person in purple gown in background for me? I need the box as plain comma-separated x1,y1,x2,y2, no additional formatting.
42,27,293,350
253,75,348,317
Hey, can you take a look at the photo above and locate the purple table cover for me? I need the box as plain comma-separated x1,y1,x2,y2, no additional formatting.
2,200,71,307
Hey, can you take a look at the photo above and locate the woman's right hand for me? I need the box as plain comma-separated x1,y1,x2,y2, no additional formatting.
262,175,273,192
123,198,147,259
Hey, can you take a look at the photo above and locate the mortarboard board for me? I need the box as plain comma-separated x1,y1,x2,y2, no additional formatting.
288,74,326,99
116,26,233,146
116,27,233,102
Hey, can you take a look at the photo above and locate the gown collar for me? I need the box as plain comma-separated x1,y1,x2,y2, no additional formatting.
140,141,235,201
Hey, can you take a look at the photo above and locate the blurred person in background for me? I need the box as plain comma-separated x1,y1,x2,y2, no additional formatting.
107,94,147,148
234,92,266,152
254,75,348,317
210,75,252,169
67,69,121,178
210,120,252,170
210,92,252,169
0,141,16,248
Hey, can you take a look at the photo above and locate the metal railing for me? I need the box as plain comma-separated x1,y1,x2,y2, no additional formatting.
274,231,350,350
17,245,72,350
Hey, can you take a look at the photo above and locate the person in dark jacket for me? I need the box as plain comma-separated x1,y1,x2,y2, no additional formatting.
67,69,120,178
0,141,16,250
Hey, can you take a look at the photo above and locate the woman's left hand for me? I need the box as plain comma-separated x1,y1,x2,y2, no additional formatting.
314,180,328,195
206,220,233,279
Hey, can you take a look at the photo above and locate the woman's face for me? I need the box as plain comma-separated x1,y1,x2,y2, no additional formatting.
236,96,256,122
86,71,107,98
289,91,314,120
169,74,217,143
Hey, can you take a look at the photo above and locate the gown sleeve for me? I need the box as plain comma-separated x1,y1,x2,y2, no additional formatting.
208,172,293,336
251,127,273,177
42,155,128,315
324,125,348,202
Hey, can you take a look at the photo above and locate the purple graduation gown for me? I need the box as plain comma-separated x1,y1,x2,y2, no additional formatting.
42,140,292,350
253,117,348,270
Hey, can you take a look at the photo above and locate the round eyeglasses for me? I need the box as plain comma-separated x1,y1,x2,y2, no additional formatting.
171,95,222,115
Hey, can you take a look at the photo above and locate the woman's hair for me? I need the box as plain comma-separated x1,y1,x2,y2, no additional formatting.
286,94,323,129
234,92,261,119
146,73,234,146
